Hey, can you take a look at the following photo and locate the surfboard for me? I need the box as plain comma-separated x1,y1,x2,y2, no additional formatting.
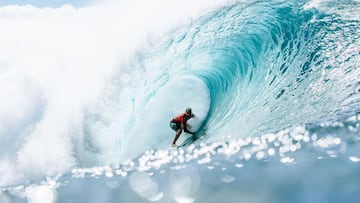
173,127,207,149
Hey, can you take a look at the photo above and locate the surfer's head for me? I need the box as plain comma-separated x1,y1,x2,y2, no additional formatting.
185,107,193,117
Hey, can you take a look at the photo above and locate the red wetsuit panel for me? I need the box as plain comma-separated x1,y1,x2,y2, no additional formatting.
172,113,187,126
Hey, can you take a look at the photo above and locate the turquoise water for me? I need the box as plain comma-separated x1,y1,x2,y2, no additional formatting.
0,0,360,202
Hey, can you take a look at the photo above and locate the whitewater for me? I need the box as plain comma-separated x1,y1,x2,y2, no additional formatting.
0,0,360,202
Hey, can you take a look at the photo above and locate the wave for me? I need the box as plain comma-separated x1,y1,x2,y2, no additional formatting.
0,0,359,190
108,0,360,157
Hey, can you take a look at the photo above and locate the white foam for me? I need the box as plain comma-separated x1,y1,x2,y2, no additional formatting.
0,0,227,187
26,185,56,203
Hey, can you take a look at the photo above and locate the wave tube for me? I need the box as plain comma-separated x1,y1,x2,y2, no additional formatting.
83,0,360,166
123,0,360,144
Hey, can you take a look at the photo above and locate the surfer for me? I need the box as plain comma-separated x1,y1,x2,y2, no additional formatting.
169,107,196,147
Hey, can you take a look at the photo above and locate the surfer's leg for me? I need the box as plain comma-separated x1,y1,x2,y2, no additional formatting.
172,129,182,146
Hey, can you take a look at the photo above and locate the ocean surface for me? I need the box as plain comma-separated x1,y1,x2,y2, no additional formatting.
0,0,360,202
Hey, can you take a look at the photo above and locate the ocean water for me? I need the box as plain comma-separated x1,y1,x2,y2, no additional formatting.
0,0,360,202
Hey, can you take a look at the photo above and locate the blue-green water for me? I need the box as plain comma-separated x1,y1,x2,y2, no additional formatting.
0,0,360,202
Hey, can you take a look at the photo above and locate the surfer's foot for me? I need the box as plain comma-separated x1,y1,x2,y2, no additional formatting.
172,144,177,148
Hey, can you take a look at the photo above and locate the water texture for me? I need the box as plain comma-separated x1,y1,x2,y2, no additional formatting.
0,0,359,202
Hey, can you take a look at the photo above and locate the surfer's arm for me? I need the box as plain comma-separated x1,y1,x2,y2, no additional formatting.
182,116,195,134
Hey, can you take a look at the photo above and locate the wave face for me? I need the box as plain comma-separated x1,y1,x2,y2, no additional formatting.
158,0,360,138
1,0,360,202
111,0,360,154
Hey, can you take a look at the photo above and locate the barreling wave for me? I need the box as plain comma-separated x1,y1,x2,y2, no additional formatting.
189,0,360,139
108,0,360,153
0,0,359,190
